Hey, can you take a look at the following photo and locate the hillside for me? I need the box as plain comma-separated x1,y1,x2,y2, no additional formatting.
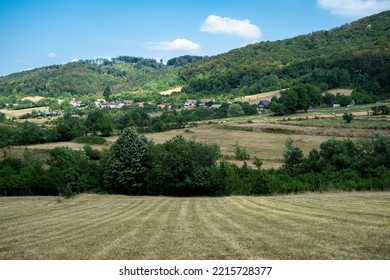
0,56,186,98
180,11,390,100
0,11,389,100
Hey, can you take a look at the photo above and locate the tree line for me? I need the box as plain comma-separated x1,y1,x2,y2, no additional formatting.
0,101,259,148
1,128,389,197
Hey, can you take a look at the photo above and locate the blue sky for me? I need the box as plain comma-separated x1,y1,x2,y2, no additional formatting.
1,0,389,77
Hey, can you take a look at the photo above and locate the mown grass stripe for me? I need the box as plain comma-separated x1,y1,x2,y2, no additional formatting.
0,192,389,260
0,196,147,247
93,197,171,259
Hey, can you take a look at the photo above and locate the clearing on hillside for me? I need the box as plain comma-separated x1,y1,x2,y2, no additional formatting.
324,88,353,96
235,89,284,105
0,107,49,119
0,192,389,260
21,96,45,102
159,86,183,96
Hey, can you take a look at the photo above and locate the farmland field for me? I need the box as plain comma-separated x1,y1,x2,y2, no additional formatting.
0,107,49,119
145,126,340,169
1,192,389,260
1,101,389,168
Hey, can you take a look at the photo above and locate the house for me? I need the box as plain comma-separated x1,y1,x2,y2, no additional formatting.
157,103,172,109
124,100,134,106
184,99,197,107
199,99,214,107
258,100,271,109
209,104,222,109
107,101,125,109
136,102,145,108
333,104,341,108
69,98,83,107
94,101,104,108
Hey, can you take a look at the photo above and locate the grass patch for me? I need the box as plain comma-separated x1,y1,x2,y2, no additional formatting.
260,127,303,135
74,136,107,145
212,124,254,132
0,192,389,259
146,126,341,169
283,117,390,129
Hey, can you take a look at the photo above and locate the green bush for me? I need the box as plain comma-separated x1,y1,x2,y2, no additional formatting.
74,136,107,145
283,138,304,171
0,152,52,196
0,112,6,122
147,136,221,196
47,147,101,197
342,112,354,123
235,144,250,160
83,145,102,160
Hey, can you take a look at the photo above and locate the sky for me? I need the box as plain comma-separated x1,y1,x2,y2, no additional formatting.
1,0,390,77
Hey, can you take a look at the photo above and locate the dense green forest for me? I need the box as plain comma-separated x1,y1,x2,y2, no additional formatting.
0,56,183,98
180,11,390,100
1,11,389,102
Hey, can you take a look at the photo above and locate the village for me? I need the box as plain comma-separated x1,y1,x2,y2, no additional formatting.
69,97,271,111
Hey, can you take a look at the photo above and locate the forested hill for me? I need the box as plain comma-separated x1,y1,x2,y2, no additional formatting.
0,56,202,98
180,11,390,100
1,11,389,100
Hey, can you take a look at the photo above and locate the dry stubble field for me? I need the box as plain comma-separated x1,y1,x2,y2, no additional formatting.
145,126,342,169
1,192,389,260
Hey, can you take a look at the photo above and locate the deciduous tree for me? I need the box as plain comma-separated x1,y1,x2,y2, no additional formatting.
102,127,149,194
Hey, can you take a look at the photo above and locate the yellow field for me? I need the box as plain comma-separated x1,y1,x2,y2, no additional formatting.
0,192,389,260
0,121,356,168
159,86,183,96
0,107,49,119
2,103,388,168
145,126,340,169
324,88,353,96
21,96,45,102
234,90,283,104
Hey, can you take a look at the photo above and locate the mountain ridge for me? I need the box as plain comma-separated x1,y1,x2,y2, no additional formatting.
179,10,390,99
1,11,389,100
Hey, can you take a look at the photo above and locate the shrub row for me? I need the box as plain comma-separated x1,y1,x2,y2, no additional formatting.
1,130,389,197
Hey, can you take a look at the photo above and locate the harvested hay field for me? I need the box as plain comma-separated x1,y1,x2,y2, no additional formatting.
20,141,109,151
0,192,389,260
159,86,183,96
0,107,49,119
324,88,353,96
0,147,52,162
235,89,284,105
21,96,45,102
146,126,340,169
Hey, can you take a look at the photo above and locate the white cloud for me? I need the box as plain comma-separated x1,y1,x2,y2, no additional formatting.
317,0,390,17
146,38,201,53
100,55,112,61
47,52,56,58
200,15,261,40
